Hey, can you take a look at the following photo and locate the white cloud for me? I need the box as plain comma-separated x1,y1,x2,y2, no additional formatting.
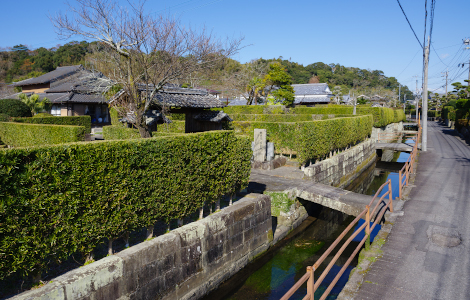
441,53,449,59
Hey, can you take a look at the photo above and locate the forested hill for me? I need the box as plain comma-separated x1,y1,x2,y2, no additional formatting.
0,41,92,83
258,58,413,98
0,41,412,98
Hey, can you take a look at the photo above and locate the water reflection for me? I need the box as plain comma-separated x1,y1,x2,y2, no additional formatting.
208,211,359,300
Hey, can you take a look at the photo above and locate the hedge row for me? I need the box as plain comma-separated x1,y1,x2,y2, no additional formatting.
103,125,181,140
0,130,251,279
231,115,373,164
12,116,92,133
442,106,455,121
158,120,185,133
219,105,404,127
0,122,86,147
229,113,357,122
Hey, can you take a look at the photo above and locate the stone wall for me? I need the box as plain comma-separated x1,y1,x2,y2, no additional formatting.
11,194,272,300
303,139,376,188
371,121,404,142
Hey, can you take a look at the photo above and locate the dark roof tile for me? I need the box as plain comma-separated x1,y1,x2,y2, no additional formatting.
10,65,83,87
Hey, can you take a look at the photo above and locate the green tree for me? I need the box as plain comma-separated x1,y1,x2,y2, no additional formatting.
263,63,295,106
19,93,51,115
246,76,264,105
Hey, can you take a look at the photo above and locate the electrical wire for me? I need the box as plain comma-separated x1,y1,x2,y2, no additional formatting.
395,0,423,49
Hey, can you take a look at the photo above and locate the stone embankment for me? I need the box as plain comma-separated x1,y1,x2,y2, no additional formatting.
11,194,272,300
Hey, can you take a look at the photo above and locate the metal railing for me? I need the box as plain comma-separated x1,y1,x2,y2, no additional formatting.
280,180,394,300
398,126,421,199
280,126,422,300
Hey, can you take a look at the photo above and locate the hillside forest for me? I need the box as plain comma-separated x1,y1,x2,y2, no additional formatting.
0,41,413,101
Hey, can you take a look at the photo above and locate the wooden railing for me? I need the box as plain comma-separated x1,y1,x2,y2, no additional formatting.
280,126,422,300
398,126,421,199
280,180,394,300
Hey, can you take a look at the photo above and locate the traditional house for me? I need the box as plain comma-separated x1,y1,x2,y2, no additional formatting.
9,65,111,124
114,85,231,133
292,83,333,106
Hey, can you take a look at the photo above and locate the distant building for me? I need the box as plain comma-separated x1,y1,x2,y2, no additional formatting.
9,65,111,124
292,83,333,106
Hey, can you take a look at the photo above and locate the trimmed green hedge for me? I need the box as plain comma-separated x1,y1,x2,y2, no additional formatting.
230,114,314,122
0,99,32,118
442,106,455,121
103,125,182,140
0,122,86,147
103,125,141,140
11,116,92,133
109,107,120,125
158,120,185,133
232,115,373,164
219,105,404,127
0,130,251,279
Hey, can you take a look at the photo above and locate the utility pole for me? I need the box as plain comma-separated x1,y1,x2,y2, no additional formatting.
464,39,470,98
441,69,449,97
413,75,419,120
353,92,357,115
422,37,430,152
398,84,401,108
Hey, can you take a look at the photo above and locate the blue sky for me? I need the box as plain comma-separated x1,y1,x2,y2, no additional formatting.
1,0,469,94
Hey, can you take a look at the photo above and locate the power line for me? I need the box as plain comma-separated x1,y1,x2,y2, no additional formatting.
395,0,423,48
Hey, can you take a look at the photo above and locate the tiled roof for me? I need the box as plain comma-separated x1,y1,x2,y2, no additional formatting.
10,65,83,86
294,95,331,104
292,83,333,96
193,111,232,122
36,92,106,104
152,87,225,108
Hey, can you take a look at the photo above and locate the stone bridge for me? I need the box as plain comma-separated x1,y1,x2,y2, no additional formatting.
248,167,376,217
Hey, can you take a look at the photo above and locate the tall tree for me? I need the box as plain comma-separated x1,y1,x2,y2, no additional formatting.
263,62,295,106
51,0,242,137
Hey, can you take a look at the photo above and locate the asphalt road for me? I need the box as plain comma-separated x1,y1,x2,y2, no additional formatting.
354,121,470,299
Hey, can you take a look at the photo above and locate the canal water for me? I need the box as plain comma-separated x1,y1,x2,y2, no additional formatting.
203,151,410,300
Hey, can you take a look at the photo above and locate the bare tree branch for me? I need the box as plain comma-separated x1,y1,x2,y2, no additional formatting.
51,0,243,137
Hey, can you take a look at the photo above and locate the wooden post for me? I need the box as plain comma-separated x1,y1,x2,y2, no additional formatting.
306,266,315,300
399,170,402,199
388,179,393,212
365,205,370,249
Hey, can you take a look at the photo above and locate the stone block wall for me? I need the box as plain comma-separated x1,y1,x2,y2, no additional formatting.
371,121,404,142
12,194,272,300
303,139,376,188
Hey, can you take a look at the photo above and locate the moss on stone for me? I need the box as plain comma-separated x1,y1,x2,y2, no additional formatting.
265,191,296,217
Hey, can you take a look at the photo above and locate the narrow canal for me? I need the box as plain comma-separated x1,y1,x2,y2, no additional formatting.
203,150,410,300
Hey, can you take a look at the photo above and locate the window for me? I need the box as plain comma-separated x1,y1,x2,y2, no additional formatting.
51,105,61,116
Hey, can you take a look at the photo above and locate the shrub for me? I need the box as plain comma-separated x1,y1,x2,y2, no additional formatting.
158,120,185,133
393,109,406,122
109,107,120,125
218,105,403,127
455,99,470,120
11,116,92,133
0,130,251,279
0,114,10,122
427,110,440,118
103,125,141,139
230,114,314,122
0,99,32,118
442,106,455,121
33,112,54,118
232,115,373,164
0,122,86,147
